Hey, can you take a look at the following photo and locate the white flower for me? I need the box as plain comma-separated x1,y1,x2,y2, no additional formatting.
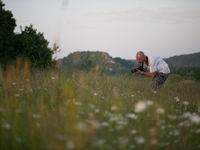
130,129,137,134
89,120,101,129
134,136,145,144
93,92,98,96
174,96,180,102
74,102,82,106
182,101,189,106
135,101,148,113
65,141,75,149
95,139,105,146
75,122,87,132
156,107,165,114
190,114,200,124
15,109,23,113
36,122,40,127
15,94,20,97
126,113,138,119
15,137,22,143
101,122,109,127
32,114,40,119
95,109,100,113
56,134,65,141
111,106,118,111
131,94,135,97
89,104,95,109
12,82,16,86
147,100,154,106
182,112,192,118
51,76,56,80
2,123,11,129
0,107,5,112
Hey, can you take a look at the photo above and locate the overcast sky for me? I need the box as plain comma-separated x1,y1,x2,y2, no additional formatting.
4,0,200,59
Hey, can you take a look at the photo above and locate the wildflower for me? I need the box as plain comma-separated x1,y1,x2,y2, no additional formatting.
56,134,65,141
134,136,145,144
147,100,154,106
65,141,75,149
182,101,189,106
0,107,5,112
182,112,192,118
2,123,11,129
111,105,118,111
195,129,200,134
190,114,200,124
126,113,138,119
75,122,87,132
95,139,105,146
119,137,129,147
168,115,177,120
12,82,16,86
151,139,158,145
101,122,109,127
89,120,101,129
130,129,137,134
156,107,165,114
74,102,82,106
15,94,20,97
169,130,180,136
19,88,24,91
93,92,98,96
51,76,56,80
174,96,180,102
15,137,22,143
131,94,135,97
89,104,95,109
135,101,148,113
15,109,23,113
36,122,40,127
95,109,99,113
32,114,40,119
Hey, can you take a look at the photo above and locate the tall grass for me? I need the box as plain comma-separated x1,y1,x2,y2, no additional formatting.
0,62,200,150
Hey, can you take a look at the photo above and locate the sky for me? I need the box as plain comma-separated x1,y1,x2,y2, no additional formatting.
4,0,200,59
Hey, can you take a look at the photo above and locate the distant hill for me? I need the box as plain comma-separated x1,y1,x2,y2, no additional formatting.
61,51,135,74
164,52,200,68
60,51,200,75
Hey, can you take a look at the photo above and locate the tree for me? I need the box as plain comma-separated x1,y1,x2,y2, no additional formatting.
14,25,56,68
0,0,16,66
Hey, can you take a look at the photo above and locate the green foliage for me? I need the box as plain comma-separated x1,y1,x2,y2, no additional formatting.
194,68,200,81
165,52,200,68
0,1,56,69
14,25,56,68
0,0,16,65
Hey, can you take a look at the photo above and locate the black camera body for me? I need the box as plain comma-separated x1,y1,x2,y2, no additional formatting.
131,65,145,73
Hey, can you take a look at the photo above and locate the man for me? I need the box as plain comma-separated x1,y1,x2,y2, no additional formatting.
135,51,170,92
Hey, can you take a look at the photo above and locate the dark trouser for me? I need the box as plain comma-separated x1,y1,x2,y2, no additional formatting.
151,71,169,91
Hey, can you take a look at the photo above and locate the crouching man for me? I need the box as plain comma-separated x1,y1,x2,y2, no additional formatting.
135,51,170,92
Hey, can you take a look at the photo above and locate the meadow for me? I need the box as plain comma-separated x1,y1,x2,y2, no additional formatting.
0,62,200,150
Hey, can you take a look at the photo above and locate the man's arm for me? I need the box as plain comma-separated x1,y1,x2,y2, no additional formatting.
136,70,155,77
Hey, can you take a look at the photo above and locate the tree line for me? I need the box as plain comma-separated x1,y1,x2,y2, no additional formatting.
0,0,57,69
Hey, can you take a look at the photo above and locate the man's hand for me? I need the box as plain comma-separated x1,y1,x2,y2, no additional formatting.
135,69,144,75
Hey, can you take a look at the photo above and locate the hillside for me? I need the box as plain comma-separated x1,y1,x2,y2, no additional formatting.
61,51,135,74
164,52,200,68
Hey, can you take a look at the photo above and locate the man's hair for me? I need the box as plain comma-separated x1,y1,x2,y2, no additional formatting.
136,51,145,56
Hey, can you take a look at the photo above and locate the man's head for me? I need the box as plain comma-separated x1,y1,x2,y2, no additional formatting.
136,51,146,63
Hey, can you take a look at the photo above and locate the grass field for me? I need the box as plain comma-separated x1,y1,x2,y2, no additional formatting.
0,64,200,150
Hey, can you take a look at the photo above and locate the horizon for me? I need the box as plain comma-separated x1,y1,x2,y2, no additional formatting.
4,0,200,60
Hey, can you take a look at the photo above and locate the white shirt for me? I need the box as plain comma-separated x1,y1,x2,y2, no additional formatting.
146,55,170,74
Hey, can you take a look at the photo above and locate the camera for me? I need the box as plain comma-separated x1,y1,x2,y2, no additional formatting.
131,65,145,73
